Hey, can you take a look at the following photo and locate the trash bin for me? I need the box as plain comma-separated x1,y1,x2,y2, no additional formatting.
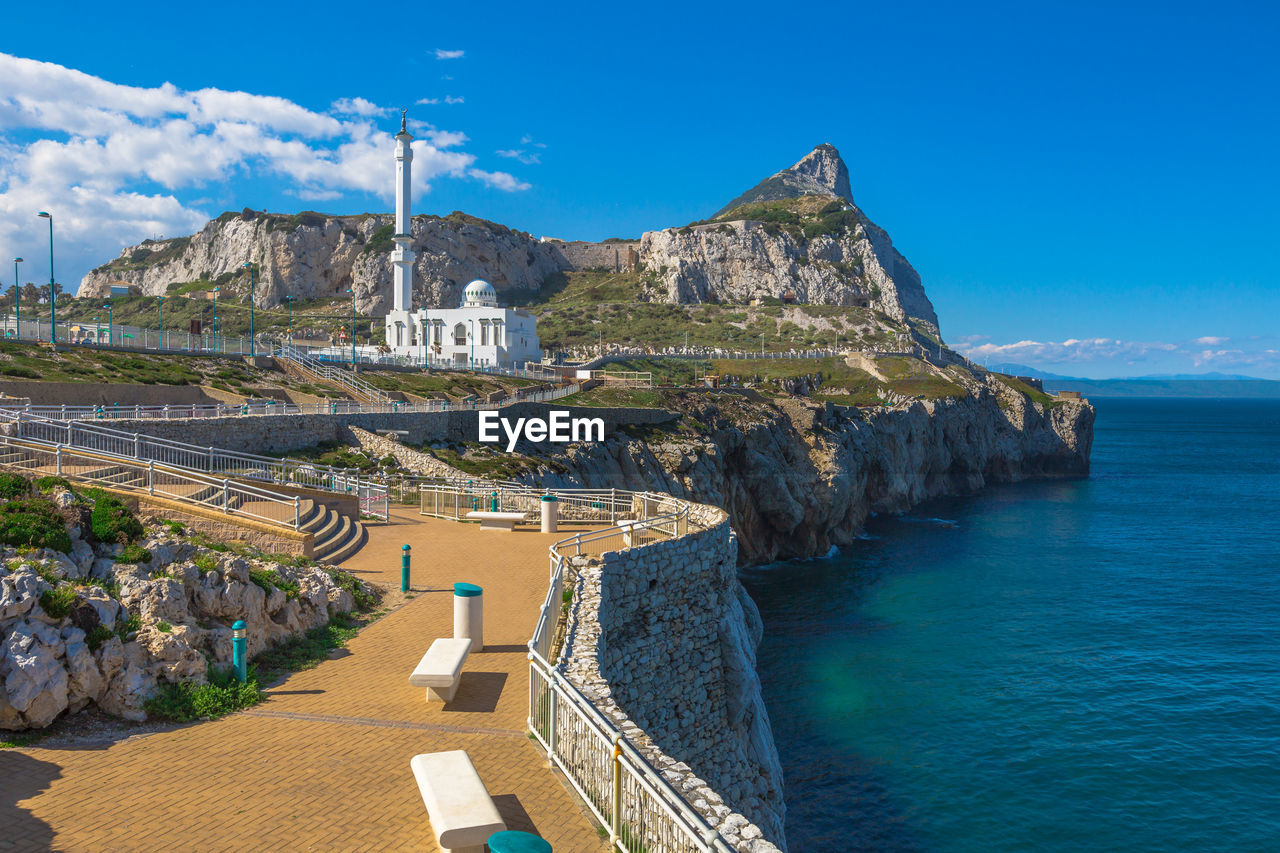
453,582,483,651
487,830,552,853
540,494,558,534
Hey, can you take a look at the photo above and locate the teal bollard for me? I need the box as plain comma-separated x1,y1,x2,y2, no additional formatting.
491,490,499,512
232,620,247,683
402,544,411,592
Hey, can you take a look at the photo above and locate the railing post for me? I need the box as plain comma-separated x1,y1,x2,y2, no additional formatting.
55,444,62,475
222,478,230,511
133,432,140,458
294,496,300,529
547,683,558,768
611,488,617,523
611,735,624,846
148,460,155,494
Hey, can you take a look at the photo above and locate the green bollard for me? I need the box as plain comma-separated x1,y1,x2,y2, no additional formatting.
402,544,411,592
491,490,499,511
232,619,247,683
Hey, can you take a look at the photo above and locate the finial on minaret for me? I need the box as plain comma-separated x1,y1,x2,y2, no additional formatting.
400,108,407,133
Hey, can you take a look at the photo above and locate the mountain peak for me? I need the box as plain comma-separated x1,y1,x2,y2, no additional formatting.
715,144,853,217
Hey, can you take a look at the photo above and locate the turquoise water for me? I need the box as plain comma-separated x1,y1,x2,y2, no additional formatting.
742,399,1280,851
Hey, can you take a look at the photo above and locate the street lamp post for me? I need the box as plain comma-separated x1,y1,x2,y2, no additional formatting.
156,297,164,349
211,287,220,352
242,261,255,356
103,303,113,347
468,318,475,369
11,258,21,340
346,288,356,366
36,212,54,343
285,295,294,337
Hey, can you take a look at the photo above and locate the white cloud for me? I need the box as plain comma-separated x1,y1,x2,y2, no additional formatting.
330,97,390,117
435,49,465,60
520,134,547,148
0,52,529,291
444,96,465,105
416,97,440,105
496,148,541,165
1194,335,1229,346
954,337,1178,364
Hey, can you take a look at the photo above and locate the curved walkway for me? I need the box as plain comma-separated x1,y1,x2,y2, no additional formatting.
1,508,608,852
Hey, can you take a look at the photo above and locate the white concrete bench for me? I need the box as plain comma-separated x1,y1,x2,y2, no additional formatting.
410,750,506,853
465,510,527,532
409,638,472,703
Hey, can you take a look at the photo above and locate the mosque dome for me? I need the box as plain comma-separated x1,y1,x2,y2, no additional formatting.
461,279,498,308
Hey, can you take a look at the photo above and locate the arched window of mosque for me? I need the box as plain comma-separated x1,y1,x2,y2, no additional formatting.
454,323,467,346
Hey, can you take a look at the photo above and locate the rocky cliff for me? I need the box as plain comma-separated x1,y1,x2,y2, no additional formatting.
79,210,564,315
503,375,1093,565
640,145,938,327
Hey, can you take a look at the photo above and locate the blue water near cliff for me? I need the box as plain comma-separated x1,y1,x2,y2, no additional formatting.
741,399,1280,852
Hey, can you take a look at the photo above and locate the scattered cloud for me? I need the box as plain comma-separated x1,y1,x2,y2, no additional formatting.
0,52,528,290
330,97,389,117
954,333,1280,374
444,95,465,105
496,148,541,165
435,49,465,60
520,134,547,148
415,97,440,105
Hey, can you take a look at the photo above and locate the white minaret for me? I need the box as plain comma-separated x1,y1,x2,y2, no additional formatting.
391,109,415,313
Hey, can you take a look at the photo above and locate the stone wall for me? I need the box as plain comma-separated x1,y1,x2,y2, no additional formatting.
547,240,641,272
106,403,680,455
348,427,470,479
0,381,225,407
561,503,786,852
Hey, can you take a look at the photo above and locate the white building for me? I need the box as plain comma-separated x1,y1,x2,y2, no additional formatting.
381,112,542,369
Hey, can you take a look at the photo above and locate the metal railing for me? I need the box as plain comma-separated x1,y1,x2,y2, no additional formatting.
275,344,391,403
0,409,392,522
418,478,727,851
0,435,302,529
0,383,584,423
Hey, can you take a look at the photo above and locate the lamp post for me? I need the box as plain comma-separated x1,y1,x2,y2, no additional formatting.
156,296,164,349
36,212,54,343
11,258,21,340
468,318,475,369
285,295,294,337
242,261,255,356
211,287,220,352
103,303,113,347
347,288,356,366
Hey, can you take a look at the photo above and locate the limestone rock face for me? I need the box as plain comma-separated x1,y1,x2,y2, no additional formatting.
0,531,374,730
641,145,939,326
508,374,1094,565
79,211,563,315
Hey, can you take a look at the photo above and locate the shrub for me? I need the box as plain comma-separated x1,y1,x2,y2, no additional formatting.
248,568,298,599
117,544,152,564
0,365,40,379
144,667,263,722
160,519,186,535
0,499,73,553
87,490,144,544
38,585,77,619
85,624,115,651
34,476,72,495
0,472,31,500
324,567,379,611
116,613,141,641
192,554,217,575
156,620,172,633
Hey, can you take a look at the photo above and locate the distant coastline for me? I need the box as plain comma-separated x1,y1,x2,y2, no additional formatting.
1042,378,1280,398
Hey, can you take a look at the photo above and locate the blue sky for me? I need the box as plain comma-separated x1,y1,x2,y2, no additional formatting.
1,0,1276,377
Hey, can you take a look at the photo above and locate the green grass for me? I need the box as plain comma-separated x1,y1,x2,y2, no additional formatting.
323,567,380,611
995,374,1057,406
0,472,31,500
117,544,152,564
38,585,78,619
558,387,668,408
249,568,299,600
0,497,73,553
252,611,362,682
144,665,264,723
85,624,115,651
33,476,72,495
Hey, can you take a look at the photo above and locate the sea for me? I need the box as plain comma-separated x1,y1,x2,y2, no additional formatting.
741,398,1280,852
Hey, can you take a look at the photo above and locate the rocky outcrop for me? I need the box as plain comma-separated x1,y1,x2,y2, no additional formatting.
79,211,563,315
499,375,1094,565
1,522,370,730
642,145,938,326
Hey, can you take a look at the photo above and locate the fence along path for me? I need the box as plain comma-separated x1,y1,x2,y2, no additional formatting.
274,344,391,403
421,482,737,853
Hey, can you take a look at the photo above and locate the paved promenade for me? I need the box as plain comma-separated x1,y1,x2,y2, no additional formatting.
1,508,608,852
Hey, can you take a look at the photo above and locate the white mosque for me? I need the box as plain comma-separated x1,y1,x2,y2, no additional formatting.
380,112,542,369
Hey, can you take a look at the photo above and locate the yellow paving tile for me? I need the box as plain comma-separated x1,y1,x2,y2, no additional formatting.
0,508,607,852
